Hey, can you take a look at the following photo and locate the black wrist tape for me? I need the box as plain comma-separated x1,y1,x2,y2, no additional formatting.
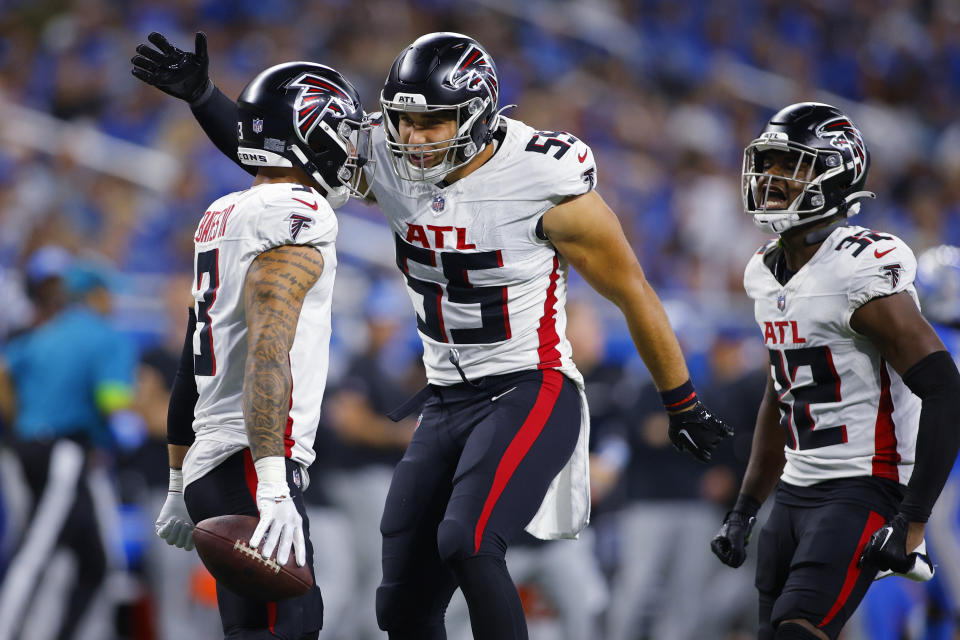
661,379,697,412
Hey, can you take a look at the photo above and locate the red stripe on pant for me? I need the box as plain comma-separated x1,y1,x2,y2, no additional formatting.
242,450,277,634
473,370,565,554
818,511,886,628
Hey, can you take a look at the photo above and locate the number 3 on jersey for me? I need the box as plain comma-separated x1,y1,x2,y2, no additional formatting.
394,234,511,344
194,249,219,376
769,346,847,450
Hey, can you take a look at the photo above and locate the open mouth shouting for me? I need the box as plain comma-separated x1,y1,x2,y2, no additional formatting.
762,181,790,210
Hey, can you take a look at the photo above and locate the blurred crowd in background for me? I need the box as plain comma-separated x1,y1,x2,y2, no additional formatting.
0,0,958,638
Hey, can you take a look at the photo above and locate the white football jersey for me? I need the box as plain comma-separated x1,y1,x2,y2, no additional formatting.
365,117,597,540
744,225,921,487
367,117,597,385
183,182,338,488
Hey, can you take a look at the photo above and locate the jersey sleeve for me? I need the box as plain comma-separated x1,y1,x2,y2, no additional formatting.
845,233,918,320
518,129,599,204
253,185,338,254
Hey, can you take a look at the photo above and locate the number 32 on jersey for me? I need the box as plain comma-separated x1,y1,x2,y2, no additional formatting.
769,346,846,451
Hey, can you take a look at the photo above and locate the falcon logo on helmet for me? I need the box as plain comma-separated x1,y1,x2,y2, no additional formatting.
816,117,867,185
286,73,358,146
445,44,499,106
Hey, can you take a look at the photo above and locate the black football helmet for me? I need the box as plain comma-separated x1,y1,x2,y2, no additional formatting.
237,62,373,207
742,102,875,234
380,32,504,181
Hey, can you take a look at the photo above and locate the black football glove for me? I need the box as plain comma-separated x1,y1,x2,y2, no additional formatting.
131,31,210,103
711,510,756,568
859,513,935,581
667,401,734,463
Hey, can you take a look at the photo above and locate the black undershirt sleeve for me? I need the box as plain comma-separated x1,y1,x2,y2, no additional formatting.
898,350,960,522
167,308,199,446
190,84,254,176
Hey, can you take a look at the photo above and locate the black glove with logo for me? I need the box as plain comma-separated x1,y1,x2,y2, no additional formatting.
711,494,760,568
131,32,210,104
859,513,935,581
667,401,734,463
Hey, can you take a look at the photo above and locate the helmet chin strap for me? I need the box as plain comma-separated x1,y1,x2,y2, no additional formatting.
802,217,848,245
289,145,350,209
796,190,877,244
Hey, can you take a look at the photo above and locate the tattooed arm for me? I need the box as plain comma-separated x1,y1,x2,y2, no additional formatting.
241,243,323,567
242,244,324,461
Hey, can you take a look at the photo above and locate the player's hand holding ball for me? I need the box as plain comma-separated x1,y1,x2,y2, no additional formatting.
250,457,306,568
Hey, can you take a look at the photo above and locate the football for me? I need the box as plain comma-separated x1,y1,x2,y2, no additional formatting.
193,514,313,601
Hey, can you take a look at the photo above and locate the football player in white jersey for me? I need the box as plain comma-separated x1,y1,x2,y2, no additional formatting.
709,102,960,640
133,32,734,639
144,56,374,639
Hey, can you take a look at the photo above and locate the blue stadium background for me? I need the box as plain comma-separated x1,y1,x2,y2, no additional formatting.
0,1,958,638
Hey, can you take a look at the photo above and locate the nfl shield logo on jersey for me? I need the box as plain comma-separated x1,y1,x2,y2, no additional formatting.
777,292,787,312
252,118,264,134
432,195,446,213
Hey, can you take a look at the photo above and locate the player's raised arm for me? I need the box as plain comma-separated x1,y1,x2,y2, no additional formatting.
131,31,379,204
851,290,960,575
711,371,786,568
131,32,254,175
543,190,733,462
242,244,323,567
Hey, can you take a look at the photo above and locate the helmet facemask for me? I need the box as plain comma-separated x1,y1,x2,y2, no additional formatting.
742,134,847,234
380,95,494,182
296,117,376,207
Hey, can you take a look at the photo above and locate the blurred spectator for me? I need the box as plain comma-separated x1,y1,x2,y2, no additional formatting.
318,279,418,640
0,246,135,640
606,329,761,640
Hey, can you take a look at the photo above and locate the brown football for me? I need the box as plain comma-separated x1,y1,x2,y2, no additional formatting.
193,514,313,601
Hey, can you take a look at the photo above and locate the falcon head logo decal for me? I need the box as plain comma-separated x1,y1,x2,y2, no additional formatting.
581,167,596,191
445,44,499,106
881,262,903,289
287,213,314,241
815,117,867,184
285,73,358,145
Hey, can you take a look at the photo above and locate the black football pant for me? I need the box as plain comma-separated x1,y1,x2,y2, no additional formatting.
0,438,107,640
376,369,582,640
756,488,900,639
184,449,323,640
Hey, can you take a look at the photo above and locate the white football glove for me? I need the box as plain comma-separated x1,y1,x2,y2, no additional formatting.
155,468,195,551
249,457,306,567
